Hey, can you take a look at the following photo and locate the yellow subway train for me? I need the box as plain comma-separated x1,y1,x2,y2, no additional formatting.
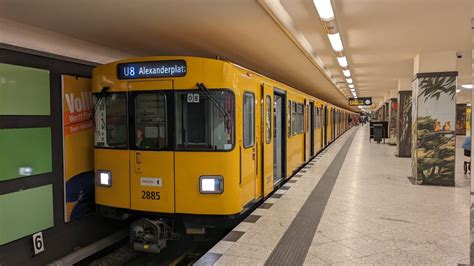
92,56,357,252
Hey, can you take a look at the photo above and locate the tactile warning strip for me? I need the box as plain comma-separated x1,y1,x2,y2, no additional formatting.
194,128,355,265
264,131,356,266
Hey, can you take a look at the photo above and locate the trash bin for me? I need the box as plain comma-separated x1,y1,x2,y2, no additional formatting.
373,124,384,143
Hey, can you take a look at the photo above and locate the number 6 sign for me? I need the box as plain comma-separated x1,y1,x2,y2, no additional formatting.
32,232,45,255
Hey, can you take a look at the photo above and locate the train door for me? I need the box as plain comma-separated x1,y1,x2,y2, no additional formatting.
331,108,335,141
129,81,175,213
310,102,315,157
261,83,274,196
273,90,286,185
304,100,309,161
323,105,328,146
242,90,257,203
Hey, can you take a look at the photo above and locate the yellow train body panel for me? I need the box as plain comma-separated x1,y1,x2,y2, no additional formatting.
95,149,130,209
92,56,357,219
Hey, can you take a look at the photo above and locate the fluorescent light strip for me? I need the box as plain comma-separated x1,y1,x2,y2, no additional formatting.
461,84,473,89
337,56,348,68
328,32,344,52
313,0,334,21
346,78,353,84
349,84,354,89
343,69,351,77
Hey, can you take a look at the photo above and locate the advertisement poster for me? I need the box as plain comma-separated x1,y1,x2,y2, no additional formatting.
62,75,95,222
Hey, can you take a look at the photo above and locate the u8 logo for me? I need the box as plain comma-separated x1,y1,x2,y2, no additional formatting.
123,66,136,77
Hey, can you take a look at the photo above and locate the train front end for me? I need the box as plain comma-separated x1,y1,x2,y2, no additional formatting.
92,57,241,252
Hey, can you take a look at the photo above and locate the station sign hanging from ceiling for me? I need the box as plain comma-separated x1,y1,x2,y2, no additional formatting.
117,60,187,79
349,97,372,106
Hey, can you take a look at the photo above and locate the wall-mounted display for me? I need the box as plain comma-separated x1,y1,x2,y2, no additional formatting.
0,127,52,181
0,63,50,115
0,185,54,245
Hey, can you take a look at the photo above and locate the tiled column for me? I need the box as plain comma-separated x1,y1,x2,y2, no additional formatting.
411,51,457,186
455,104,467,135
388,98,397,145
396,91,412,157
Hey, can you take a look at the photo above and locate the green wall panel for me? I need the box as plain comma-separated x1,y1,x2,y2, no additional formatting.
0,185,54,245
0,63,50,115
0,128,52,181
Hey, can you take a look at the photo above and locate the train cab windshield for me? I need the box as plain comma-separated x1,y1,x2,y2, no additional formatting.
93,89,235,151
175,90,234,151
94,92,128,148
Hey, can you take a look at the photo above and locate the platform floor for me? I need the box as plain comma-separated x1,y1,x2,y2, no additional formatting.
196,125,470,265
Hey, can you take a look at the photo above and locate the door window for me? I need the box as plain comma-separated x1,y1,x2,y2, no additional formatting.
243,92,255,148
265,95,271,144
133,92,167,150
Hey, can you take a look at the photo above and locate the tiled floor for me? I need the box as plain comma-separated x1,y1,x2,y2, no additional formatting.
312,127,470,265
196,125,470,265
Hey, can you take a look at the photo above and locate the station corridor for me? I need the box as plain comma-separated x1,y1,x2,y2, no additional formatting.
199,125,470,265
0,1,472,264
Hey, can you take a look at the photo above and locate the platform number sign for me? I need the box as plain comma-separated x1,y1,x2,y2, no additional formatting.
187,93,200,103
32,232,45,255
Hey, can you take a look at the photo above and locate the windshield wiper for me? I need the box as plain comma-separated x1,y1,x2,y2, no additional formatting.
90,86,110,120
196,83,230,120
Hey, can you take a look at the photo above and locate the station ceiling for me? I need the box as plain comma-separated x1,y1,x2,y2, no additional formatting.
0,0,472,109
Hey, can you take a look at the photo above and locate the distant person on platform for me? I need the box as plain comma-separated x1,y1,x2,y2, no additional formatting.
462,136,471,157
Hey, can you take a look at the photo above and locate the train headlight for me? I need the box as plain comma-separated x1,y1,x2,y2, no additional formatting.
96,170,112,187
199,176,223,194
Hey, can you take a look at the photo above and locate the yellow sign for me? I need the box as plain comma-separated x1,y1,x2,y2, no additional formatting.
62,75,94,222
349,97,372,106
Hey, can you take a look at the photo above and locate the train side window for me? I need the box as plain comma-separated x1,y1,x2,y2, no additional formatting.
297,103,304,134
265,95,271,144
291,101,297,135
133,92,167,150
243,92,255,148
306,104,310,133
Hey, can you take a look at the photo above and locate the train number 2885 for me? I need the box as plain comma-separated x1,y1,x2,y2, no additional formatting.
141,191,160,200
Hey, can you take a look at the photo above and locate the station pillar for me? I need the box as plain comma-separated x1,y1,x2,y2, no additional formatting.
388,89,398,145
396,79,412,157
411,51,458,186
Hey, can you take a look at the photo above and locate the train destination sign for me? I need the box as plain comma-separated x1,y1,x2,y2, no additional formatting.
117,60,187,79
349,97,372,106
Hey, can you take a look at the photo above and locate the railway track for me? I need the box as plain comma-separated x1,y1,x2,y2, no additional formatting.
76,229,226,266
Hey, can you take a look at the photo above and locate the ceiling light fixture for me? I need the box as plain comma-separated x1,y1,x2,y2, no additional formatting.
328,33,344,52
461,84,473,89
342,69,351,77
349,85,355,89
337,56,348,68
346,78,353,84
313,0,334,21
456,89,461,93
